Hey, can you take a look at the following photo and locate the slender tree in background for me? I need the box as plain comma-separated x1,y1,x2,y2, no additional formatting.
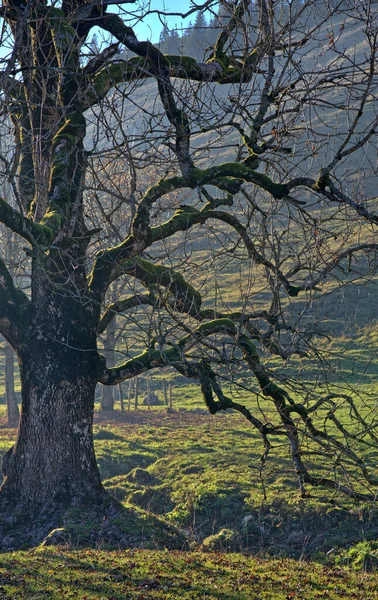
0,0,377,548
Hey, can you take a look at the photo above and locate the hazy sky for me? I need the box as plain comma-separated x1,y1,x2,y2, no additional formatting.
0,1,209,59
125,0,204,42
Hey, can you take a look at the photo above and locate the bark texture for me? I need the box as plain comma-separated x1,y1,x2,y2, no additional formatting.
4,343,19,427
0,256,107,547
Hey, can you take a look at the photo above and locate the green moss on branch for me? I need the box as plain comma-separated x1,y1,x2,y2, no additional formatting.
39,210,63,235
189,164,287,198
314,168,331,191
90,162,288,304
88,59,153,105
44,110,86,236
0,197,53,246
150,205,208,244
48,7,78,68
185,320,289,410
116,257,202,314
98,345,181,385
194,318,237,337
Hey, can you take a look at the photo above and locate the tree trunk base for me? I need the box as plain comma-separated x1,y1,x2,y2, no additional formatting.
0,490,186,551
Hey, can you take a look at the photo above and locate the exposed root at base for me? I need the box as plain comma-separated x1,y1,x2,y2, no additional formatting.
0,492,186,551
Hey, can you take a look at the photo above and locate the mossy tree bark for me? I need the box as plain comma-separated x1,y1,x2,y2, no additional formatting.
4,343,19,427
0,251,108,545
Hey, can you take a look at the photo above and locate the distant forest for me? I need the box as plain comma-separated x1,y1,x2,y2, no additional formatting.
158,10,221,60
157,0,329,60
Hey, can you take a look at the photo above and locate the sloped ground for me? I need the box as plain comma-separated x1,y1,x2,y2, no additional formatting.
93,409,378,561
0,547,377,599
1,405,378,596
2,404,377,562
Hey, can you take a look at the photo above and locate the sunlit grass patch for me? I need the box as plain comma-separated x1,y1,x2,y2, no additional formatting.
0,548,377,599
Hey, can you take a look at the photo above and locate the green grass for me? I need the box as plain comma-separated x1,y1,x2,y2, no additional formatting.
94,411,378,561
0,328,377,596
0,277,376,593
1,404,378,563
0,547,377,599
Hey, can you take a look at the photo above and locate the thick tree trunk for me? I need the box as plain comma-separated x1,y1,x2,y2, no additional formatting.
0,257,108,546
2,350,101,505
4,342,19,427
0,250,184,551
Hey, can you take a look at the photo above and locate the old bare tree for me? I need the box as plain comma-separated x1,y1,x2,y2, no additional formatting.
0,0,377,547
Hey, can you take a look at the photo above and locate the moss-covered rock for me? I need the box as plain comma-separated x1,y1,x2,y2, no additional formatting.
126,467,159,487
202,528,240,552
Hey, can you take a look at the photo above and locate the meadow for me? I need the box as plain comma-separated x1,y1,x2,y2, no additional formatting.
0,547,377,599
0,220,377,597
0,328,378,599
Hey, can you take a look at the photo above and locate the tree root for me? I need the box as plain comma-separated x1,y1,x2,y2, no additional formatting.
0,491,187,551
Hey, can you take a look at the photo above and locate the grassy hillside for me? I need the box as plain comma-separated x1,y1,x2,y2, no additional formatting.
1,408,378,596
0,547,377,599
0,8,377,595
1,407,378,563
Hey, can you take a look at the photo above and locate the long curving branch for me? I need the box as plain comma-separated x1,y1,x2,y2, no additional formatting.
97,315,377,498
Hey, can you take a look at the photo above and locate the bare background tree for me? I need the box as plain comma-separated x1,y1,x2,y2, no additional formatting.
0,0,377,548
